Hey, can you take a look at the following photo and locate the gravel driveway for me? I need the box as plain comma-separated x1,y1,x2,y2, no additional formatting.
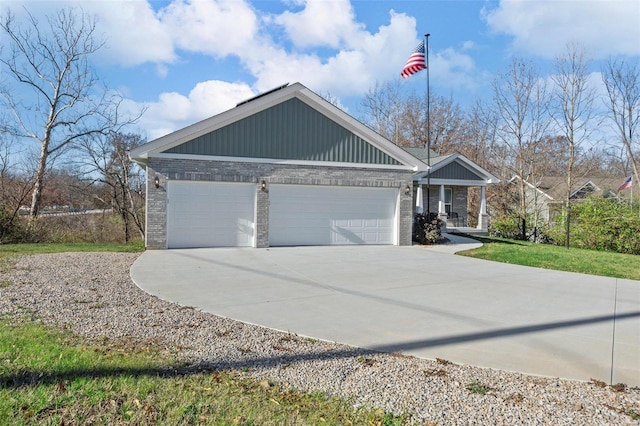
1,252,638,424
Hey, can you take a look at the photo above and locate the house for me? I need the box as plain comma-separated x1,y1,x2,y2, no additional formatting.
514,176,637,224
404,147,499,231
130,83,429,249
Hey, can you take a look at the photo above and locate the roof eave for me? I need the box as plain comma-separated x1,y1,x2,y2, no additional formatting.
129,82,424,171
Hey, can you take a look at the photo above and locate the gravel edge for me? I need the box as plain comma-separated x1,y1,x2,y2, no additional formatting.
0,252,638,425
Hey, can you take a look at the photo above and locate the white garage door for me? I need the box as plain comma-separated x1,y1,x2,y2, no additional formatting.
269,184,398,246
167,181,255,248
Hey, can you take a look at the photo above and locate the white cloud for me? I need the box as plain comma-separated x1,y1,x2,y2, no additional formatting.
127,80,255,140
94,0,259,66
273,0,364,49
158,0,258,58
484,0,640,58
461,41,475,51
2,0,259,67
91,1,175,66
0,0,176,67
252,10,422,97
2,0,485,137
432,47,478,91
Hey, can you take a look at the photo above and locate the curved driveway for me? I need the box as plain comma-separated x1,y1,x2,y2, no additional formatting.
130,235,639,386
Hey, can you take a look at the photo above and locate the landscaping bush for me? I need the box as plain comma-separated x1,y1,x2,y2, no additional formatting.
489,213,551,243
413,213,444,244
489,215,522,240
549,198,640,255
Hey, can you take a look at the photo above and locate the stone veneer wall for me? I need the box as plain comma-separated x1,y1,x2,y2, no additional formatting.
145,157,414,249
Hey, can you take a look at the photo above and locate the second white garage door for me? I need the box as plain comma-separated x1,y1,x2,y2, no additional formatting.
269,184,398,246
167,181,255,248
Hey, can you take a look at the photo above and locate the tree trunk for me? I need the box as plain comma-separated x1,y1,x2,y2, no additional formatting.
565,202,571,249
122,207,130,243
30,143,49,218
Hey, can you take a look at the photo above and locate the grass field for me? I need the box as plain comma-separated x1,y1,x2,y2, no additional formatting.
0,318,405,425
456,235,640,281
0,241,145,256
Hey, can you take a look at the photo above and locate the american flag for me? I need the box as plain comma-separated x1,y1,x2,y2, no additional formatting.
618,176,633,191
400,41,426,79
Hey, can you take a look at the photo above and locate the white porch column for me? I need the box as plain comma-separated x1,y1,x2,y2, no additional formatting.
438,185,446,215
438,184,448,224
416,185,424,214
477,185,488,231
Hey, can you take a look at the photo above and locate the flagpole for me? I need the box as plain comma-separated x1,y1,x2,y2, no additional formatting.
425,33,431,216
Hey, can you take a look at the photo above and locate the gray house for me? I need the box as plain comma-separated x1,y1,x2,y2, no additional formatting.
514,176,637,225
406,148,499,231
130,83,428,249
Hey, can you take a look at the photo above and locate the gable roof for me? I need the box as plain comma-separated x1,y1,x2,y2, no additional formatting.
411,152,499,185
130,83,427,172
514,176,637,201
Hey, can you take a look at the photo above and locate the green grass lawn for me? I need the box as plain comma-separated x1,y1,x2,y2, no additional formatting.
0,319,404,425
0,242,144,272
456,235,640,281
0,241,145,256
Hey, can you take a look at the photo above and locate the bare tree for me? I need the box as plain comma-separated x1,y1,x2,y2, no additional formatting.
551,44,598,248
359,80,406,144
426,95,465,153
602,58,640,187
77,132,145,243
0,8,136,218
490,58,552,239
360,81,465,150
456,101,501,226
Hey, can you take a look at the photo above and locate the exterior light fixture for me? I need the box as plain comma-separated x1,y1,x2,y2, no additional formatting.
154,176,160,188
261,180,267,191
405,185,411,195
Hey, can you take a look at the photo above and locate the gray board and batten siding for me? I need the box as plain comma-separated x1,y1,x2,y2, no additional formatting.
429,161,485,181
163,98,401,166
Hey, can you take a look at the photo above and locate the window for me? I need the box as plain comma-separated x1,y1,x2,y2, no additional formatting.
445,188,452,215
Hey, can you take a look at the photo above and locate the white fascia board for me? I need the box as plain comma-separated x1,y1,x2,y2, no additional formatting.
414,154,500,184
518,178,554,200
129,84,302,161
570,180,600,198
149,152,416,171
131,82,427,172
416,178,489,187
428,154,500,184
427,153,458,171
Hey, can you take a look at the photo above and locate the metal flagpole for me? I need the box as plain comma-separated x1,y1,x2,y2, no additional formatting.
425,33,431,216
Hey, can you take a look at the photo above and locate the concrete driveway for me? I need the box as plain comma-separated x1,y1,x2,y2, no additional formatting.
130,236,640,386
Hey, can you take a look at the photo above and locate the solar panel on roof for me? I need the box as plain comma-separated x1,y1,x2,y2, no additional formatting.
236,83,290,107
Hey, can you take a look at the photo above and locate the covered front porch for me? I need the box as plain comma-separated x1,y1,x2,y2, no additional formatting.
412,153,499,233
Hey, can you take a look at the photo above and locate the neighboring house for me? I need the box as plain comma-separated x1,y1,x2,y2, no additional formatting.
404,147,500,231
514,176,637,224
130,83,428,249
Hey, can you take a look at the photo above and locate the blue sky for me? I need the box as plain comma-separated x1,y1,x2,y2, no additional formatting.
2,0,639,141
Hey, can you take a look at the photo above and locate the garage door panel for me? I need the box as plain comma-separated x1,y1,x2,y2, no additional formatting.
167,181,255,248
269,184,397,246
